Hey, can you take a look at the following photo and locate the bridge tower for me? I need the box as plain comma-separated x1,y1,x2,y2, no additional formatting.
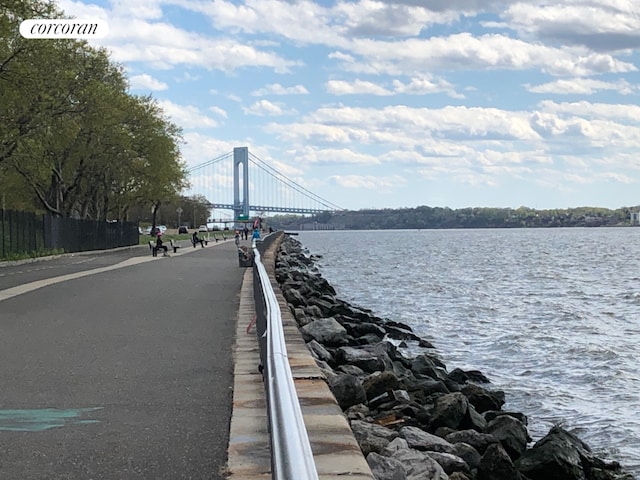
233,147,250,221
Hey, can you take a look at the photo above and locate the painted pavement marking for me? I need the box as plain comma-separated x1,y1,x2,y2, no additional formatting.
0,407,103,432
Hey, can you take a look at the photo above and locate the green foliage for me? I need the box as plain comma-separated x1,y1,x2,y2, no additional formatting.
268,205,637,230
0,0,188,219
0,247,64,262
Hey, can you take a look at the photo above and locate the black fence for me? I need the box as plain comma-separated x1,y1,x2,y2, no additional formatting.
1,209,139,260
0,210,45,259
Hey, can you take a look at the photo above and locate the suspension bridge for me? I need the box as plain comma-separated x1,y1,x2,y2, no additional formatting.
187,147,342,222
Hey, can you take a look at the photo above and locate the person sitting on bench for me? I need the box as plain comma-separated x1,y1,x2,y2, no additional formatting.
192,231,205,248
155,232,169,256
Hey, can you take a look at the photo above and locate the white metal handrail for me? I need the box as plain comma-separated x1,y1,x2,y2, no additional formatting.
252,244,319,480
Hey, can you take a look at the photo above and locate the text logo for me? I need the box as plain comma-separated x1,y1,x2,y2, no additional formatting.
20,19,108,39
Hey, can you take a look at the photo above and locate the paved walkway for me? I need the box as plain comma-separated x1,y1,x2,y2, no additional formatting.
0,240,243,479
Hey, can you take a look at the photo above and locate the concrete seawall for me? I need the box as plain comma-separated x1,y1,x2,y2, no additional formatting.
227,232,374,480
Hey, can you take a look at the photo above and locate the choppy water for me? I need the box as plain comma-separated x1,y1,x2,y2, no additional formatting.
297,228,640,476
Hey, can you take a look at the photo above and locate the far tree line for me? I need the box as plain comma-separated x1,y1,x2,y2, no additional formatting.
0,0,189,225
268,205,640,230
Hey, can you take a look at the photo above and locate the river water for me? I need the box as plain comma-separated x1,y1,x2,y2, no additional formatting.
296,228,640,476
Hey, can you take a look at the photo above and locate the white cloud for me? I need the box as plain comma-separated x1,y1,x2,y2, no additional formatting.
129,74,168,91
251,84,309,96
157,99,218,129
294,147,381,166
505,1,640,51
527,78,638,95
243,99,295,116
329,174,407,191
334,33,637,77
209,106,228,118
326,79,392,96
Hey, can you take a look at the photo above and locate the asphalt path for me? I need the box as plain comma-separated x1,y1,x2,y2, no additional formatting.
0,241,244,479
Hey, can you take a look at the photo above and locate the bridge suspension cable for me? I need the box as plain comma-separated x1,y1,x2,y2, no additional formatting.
186,151,233,172
248,152,343,211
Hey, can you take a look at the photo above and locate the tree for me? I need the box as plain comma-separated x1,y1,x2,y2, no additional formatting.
0,1,189,219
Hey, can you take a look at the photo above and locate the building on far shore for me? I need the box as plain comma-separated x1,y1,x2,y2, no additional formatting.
631,211,640,225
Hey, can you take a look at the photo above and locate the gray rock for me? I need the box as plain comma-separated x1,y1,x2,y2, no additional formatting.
454,442,482,470
390,448,449,480
327,373,366,409
448,367,491,384
383,437,409,455
306,339,334,364
304,304,323,318
477,443,522,480
410,353,448,381
350,420,399,455
461,383,505,413
515,425,635,480
363,370,401,401
399,426,457,454
335,344,393,373
292,307,306,321
426,450,471,475
429,392,470,430
307,296,336,315
485,414,529,460
445,429,499,454
466,404,488,431
366,452,406,480
283,287,307,306
300,317,348,346
337,364,366,376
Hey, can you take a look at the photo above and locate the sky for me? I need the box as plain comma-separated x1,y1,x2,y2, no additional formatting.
56,0,640,212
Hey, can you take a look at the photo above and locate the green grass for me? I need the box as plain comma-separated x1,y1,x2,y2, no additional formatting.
138,231,230,245
0,248,65,262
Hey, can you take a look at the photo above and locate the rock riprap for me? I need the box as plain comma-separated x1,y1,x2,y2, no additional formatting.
274,236,635,480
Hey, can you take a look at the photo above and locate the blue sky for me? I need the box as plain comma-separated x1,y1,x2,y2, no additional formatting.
58,0,640,212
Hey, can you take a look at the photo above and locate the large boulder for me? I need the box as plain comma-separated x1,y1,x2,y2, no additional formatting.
448,367,491,384
399,426,458,454
283,287,307,306
410,353,448,381
429,392,470,430
362,370,401,401
306,339,334,364
515,426,635,480
327,373,366,409
484,414,529,460
445,429,499,454
366,452,405,480
454,442,483,470
390,448,449,480
426,451,471,476
335,344,394,373
300,317,348,346
477,443,524,480
350,420,399,455
461,383,505,413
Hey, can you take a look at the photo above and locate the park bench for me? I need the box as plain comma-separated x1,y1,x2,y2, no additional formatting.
149,240,169,257
170,239,183,253
191,235,209,248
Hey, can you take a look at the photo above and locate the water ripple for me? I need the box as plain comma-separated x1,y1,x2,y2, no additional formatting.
298,228,640,476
